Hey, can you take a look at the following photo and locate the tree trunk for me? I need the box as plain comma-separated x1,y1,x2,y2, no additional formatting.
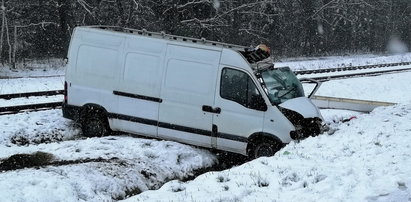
301,0,318,55
57,0,74,57
0,0,5,64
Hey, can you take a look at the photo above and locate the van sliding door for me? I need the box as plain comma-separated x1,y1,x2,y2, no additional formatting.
158,45,221,148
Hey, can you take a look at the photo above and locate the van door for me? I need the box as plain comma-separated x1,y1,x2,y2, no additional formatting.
213,67,266,154
158,45,220,148
114,37,166,137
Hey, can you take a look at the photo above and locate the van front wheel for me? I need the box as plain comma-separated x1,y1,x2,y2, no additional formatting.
249,138,281,159
81,109,110,137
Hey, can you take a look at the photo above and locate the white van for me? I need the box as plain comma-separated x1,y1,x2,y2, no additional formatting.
63,26,323,158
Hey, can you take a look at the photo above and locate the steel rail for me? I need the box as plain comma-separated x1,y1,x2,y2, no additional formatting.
300,67,411,82
0,90,63,100
0,102,62,115
0,90,64,115
294,61,411,75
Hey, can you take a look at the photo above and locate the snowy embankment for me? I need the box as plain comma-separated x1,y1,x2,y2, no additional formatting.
127,103,411,202
0,110,79,145
0,109,217,201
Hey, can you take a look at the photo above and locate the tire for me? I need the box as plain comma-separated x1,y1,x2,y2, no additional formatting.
249,138,282,159
81,108,110,137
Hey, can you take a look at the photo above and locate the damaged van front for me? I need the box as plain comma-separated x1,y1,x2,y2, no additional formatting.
255,65,324,140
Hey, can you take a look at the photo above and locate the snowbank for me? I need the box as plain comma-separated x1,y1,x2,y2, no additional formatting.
127,103,411,202
0,110,78,146
0,110,217,201
0,136,217,201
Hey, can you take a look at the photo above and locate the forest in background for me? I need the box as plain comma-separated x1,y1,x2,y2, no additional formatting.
0,0,410,65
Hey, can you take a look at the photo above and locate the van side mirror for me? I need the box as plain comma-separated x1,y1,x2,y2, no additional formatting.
250,95,267,111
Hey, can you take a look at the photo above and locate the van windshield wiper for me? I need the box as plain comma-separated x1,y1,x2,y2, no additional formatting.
278,86,296,98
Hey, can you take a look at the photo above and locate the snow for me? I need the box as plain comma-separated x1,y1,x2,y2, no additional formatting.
0,110,217,201
0,76,64,94
0,110,79,146
0,135,217,201
126,103,411,202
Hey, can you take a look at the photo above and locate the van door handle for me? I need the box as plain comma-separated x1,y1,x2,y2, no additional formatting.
202,105,221,114
202,105,213,113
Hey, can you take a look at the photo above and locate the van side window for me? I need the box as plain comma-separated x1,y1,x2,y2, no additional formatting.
220,68,264,109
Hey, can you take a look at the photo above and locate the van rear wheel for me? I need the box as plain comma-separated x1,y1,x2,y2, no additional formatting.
249,138,282,159
81,109,110,137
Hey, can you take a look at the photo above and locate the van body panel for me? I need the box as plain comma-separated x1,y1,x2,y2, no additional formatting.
65,28,125,131
262,107,295,143
113,36,166,136
158,45,221,147
220,49,251,70
279,97,323,119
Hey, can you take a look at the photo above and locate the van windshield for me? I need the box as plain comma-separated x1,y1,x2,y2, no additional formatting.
258,67,304,105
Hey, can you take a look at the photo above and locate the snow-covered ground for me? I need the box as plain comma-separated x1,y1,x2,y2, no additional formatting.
0,110,217,201
128,103,411,202
0,76,64,95
0,110,79,146
1,53,411,201
0,136,216,201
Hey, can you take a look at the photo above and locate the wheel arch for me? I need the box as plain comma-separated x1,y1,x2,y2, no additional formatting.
246,132,284,157
79,103,109,122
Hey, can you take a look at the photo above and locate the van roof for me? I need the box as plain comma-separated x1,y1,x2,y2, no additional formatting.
82,25,247,50
80,26,271,65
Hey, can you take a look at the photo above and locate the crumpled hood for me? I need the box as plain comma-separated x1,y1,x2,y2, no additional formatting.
279,97,323,119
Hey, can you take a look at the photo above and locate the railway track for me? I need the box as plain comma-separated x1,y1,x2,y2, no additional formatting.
0,74,64,79
0,90,63,115
300,66,411,82
294,61,411,75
